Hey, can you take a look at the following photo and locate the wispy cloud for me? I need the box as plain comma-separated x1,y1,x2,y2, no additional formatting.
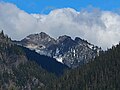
0,2,120,49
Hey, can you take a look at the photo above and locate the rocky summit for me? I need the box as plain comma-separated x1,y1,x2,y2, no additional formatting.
16,32,101,68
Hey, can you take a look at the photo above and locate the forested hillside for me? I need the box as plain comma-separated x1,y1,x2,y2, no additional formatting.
45,43,120,90
0,30,120,90
20,46,69,76
0,31,56,90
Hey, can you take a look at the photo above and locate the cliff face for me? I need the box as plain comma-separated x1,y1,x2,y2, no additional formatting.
17,32,101,68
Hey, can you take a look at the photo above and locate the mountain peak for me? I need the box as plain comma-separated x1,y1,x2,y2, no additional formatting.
18,32,100,68
24,32,52,41
75,37,83,42
57,35,72,42
20,32,56,50
39,32,49,38
74,37,89,44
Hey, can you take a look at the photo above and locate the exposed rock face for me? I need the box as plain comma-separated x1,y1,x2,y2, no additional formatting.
16,32,101,68
21,32,56,48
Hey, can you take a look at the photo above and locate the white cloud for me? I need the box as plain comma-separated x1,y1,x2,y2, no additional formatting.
0,2,120,50
0,2,38,39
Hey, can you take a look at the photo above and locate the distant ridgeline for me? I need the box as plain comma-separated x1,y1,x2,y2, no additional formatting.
15,32,102,68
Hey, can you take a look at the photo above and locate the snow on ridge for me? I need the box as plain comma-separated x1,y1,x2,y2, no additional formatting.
54,56,63,63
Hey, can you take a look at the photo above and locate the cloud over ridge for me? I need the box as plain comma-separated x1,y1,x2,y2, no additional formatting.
0,2,120,49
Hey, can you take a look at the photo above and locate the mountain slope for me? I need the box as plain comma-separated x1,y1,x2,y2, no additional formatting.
21,46,69,76
0,31,58,90
16,32,101,68
45,43,120,90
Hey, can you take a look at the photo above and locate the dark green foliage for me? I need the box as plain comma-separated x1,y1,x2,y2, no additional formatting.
21,46,69,76
0,31,56,90
10,45,25,55
45,43,120,90
12,61,56,90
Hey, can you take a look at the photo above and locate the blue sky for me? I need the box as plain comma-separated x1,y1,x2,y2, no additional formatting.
1,0,120,14
0,0,120,49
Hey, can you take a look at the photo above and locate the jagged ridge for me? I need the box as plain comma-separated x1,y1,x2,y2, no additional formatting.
16,32,101,68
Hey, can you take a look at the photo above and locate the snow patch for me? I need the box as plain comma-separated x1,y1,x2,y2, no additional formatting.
73,49,76,57
88,44,93,49
54,56,63,63
35,49,52,57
